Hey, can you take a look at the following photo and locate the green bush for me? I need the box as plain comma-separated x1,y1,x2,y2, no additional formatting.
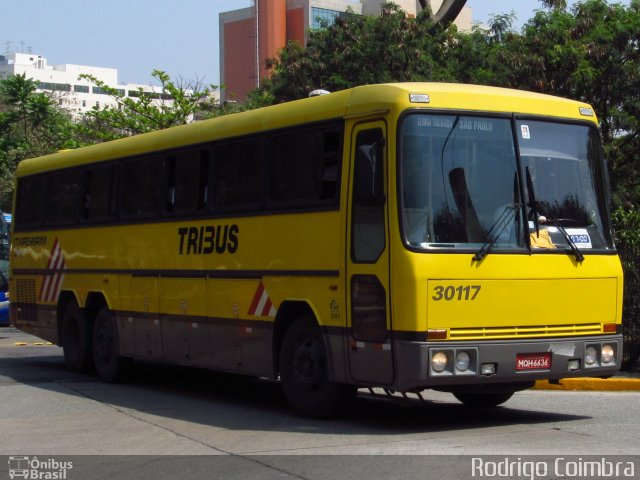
612,207,640,371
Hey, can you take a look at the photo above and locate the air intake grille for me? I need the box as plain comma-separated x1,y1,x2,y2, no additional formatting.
14,279,37,322
449,323,603,340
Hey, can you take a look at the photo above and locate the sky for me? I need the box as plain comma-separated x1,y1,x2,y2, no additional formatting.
0,1,629,87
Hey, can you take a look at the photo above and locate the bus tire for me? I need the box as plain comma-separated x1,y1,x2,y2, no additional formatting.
92,306,128,382
61,300,93,373
453,391,514,408
280,316,354,418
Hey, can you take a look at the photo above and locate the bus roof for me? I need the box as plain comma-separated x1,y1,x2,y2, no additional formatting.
16,83,597,177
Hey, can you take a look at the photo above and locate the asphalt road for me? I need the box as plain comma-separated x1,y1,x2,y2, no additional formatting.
1,326,639,479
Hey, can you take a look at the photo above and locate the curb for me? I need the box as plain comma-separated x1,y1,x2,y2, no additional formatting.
533,377,640,391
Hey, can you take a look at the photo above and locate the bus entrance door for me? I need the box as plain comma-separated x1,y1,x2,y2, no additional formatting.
346,121,394,386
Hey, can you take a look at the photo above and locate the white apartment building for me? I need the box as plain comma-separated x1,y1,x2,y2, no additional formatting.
0,52,178,116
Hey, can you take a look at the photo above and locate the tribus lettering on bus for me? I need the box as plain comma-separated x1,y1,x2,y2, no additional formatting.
177,225,239,255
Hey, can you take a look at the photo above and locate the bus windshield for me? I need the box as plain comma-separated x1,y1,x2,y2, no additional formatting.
399,113,613,253
518,120,612,251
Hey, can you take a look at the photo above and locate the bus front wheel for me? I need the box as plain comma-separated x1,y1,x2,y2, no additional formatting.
453,391,514,408
61,300,93,373
280,316,354,418
93,306,129,382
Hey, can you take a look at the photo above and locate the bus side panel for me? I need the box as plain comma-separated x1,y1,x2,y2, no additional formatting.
207,278,273,377
160,277,210,366
129,276,162,359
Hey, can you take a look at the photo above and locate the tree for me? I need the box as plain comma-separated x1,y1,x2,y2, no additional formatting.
488,12,517,43
77,70,220,142
612,206,640,369
260,3,459,102
0,73,77,211
540,0,569,9
497,0,640,205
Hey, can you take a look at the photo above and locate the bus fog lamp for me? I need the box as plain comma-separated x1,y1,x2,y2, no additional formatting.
585,346,598,365
431,352,448,372
455,351,470,372
601,344,615,364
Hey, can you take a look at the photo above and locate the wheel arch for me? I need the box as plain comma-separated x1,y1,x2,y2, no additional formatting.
84,291,110,322
56,290,109,346
56,291,79,347
272,300,320,377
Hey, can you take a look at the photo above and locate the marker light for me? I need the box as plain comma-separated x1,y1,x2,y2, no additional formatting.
309,89,330,97
601,344,615,364
455,351,471,372
432,352,448,372
427,329,447,340
585,346,598,365
409,94,430,104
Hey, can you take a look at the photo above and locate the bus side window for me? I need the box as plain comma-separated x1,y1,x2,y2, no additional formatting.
269,125,342,207
85,164,118,221
122,156,163,218
166,148,210,214
15,176,47,228
212,140,263,211
47,170,84,224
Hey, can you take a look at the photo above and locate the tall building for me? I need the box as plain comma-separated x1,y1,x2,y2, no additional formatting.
219,0,473,102
0,52,184,117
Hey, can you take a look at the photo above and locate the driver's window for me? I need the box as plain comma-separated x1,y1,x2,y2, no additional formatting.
351,128,385,263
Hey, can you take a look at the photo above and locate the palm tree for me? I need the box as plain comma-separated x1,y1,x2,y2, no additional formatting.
539,0,568,9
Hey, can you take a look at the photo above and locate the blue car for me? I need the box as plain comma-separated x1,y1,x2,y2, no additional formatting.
0,211,9,326
0,289,8,325
3,212,11,235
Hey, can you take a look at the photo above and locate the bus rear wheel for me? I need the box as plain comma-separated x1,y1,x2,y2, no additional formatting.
61,300,93,373
453,391,514,408
280,316,354,418
92,306,128,382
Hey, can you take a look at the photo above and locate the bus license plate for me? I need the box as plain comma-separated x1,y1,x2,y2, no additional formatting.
516,353,551,371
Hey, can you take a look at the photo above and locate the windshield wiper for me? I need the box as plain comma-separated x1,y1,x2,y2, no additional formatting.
540,217,585,263
473,204,519,262
525,168,584,263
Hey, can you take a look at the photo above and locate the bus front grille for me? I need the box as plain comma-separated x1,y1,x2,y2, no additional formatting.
449,323,603,340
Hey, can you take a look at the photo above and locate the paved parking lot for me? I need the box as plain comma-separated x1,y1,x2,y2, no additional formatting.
1,326,639,479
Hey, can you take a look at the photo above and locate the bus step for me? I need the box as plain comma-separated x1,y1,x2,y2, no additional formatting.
361,387,428,405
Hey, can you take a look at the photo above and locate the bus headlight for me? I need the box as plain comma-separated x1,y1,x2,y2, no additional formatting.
585,346,598,365
455,351,470,372
432,352,448,372
601,344,615,364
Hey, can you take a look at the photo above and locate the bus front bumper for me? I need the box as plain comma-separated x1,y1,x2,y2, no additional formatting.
394,335,622,392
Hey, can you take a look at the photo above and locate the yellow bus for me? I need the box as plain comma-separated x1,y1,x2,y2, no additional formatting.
10,83,623,417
